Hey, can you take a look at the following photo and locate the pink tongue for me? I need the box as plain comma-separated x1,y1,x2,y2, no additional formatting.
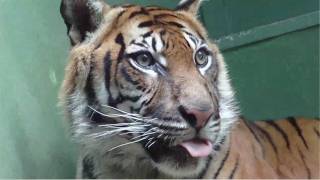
180,139,213,157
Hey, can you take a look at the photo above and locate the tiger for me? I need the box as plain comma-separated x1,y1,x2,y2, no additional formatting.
59,0,320,178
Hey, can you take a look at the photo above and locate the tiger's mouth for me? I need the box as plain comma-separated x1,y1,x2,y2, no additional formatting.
179,138,213,157
142,137,213,164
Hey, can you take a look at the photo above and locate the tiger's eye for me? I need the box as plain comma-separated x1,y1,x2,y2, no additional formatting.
195,49,209,66
136,53,154,68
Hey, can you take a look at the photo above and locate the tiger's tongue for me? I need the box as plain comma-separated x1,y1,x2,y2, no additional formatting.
179,139,213,157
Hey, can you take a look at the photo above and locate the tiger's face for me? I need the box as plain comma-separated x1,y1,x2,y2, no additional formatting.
60,0,238,178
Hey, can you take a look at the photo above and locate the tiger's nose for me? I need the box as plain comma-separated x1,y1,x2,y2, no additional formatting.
178,106,215,129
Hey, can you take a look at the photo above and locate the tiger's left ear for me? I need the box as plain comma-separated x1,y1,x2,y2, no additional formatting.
175,0,203,15
60,0,111,46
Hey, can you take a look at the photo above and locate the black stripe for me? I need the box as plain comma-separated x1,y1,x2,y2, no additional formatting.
228,156,239,179
175,0,196,11
82,156,97,179
155,63,167,77
209,121,220,128
159,30,166,45
198,155,212,178
167,21,184,28
129,8,149,19
266,121,291,150
183,30,194,37
132,42,148,48
184,38,192,49
298,149,311,179
138,21,154,28
213,144,221,151
142,31,153,38
108,95,123,107
160,29,166,36
213,148,230,178
219,136,226,145
183,30,199,43
253,123,278,156
109,93,141,107
115,33,125,61
136,85,144,91
114,33,126,88
213,136,226,152
144,89,158,106
154,13,179,19
85,61,96,105
243,120,265,157
104,50,121,108
287,117,309,149
88,108,111,124
183,29,204,42
120,66,140,86
152,37,157,51
146,7,169,11
189,35,198,45
183,31,198,46
114,10,126,25
314,127,320,138
120,94,142,103
104,51,112,98
139,89,158,114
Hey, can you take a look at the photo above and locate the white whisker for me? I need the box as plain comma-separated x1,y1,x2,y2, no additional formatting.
145,137,154,147
107,136,149,152
88,105,146,121
147,140,157,149
98,122,146,127
101,104,141,117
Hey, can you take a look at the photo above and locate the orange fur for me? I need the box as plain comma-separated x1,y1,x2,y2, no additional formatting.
203,118,320,178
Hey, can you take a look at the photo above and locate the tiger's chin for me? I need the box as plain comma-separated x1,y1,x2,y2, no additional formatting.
142,139,211,178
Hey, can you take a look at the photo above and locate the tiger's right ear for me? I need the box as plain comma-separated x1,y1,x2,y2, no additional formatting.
60,0,110,46
175,0,203,16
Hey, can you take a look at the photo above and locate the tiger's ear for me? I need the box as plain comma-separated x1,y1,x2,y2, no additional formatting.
175,0,203,16
60,0,111,46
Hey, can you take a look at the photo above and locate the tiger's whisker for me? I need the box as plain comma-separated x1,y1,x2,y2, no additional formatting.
98,122,148,127
101,104,142,117
88,106,143,120
131,131,157,140
88,126,146,138
147,140,157,149
130,128,158,140
107,136,149,152
145,137,154,148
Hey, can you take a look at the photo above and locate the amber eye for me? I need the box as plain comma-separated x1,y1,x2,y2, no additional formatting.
195,48,210,67
135,52,155,68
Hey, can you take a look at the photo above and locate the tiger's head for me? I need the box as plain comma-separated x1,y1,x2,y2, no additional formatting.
60,0,238,178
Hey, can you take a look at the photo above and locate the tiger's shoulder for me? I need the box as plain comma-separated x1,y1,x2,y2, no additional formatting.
226,117,319,178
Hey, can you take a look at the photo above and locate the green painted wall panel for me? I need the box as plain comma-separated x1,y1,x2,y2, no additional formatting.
224,26,319,120
0,0,318,178
0,0,76,178
202,0,319,38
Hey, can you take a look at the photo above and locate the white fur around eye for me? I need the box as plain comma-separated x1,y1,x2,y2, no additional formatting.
129,59,158,78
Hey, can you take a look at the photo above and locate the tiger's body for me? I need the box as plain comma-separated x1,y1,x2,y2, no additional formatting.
59,0,319,178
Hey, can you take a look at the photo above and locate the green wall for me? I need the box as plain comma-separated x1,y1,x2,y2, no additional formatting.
0,0,76,178
0,0,318,178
